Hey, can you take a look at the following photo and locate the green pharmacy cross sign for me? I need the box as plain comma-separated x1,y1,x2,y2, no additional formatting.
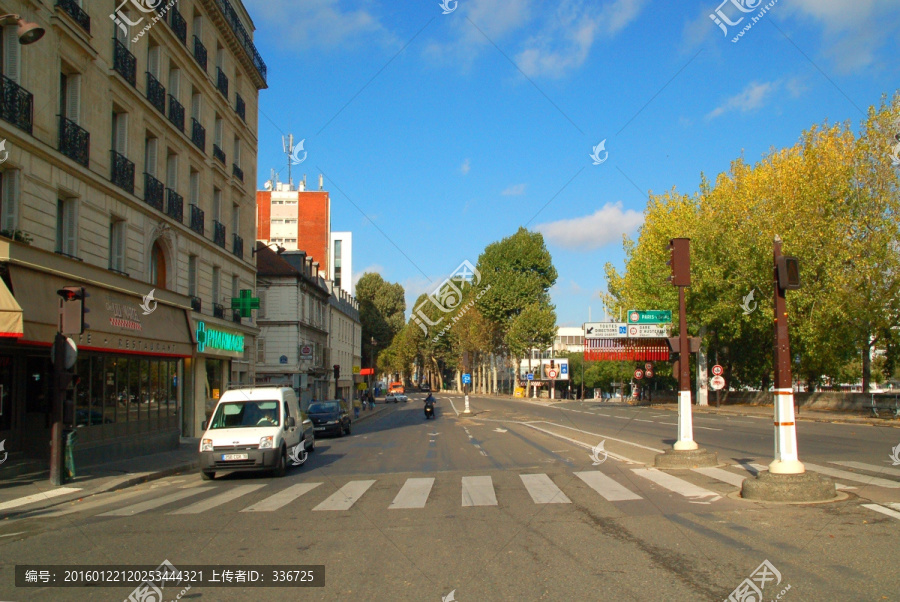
231,289,260,318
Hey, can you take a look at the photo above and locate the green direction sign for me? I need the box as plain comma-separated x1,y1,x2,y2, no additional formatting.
231,289,260,318
627,310,672,324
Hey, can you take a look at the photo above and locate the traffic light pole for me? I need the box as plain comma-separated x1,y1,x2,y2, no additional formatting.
674,286,697,451
49,332,66,486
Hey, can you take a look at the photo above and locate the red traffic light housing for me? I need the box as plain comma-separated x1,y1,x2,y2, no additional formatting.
666,238,691,287
57,286,89,335
776,256,801,290
333,364,340,380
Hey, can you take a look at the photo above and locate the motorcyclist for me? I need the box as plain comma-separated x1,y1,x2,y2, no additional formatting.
424,393,436,404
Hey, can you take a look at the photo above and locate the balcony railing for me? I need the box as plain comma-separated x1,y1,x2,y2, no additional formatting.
193,35,208,71
56,0,91,33
170,8,187,45
146,72,166,115
143,173,164,211
111,151,135,194
213,220,226,248
232,233,243,259
232,163,243,181
191,296,201,312
58,116,90,167
214,0,267,84
216,67,229,98
0,74,34,134
213,144,226,164
235,94,245,121
191,118,206,152
166,189,184,222
168,95,185,132
213,303,225,319
113,39,137,87
189,203,204,235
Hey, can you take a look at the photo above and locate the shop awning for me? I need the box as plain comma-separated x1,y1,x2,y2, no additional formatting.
0,277,23,338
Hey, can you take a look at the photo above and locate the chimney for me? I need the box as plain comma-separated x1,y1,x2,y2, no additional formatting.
318,173,324,190
312,261,319,278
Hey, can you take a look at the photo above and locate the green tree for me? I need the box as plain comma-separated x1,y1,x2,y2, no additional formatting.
356,273,406,368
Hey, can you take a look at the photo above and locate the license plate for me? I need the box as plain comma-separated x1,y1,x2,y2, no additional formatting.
314,427,325,431
221,453,248,461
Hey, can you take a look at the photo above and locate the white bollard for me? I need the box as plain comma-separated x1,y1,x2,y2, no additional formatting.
769,389,804,474
673,390,698,451
464,394,470,413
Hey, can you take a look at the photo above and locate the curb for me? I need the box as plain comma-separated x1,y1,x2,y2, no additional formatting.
657,405,900,428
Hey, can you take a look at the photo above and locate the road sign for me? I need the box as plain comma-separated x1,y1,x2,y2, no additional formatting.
526,373,534,381
710,375,726,390
644,363,652,371
584,322,628,339
462,373,472,385
628,324,668,338
627,310,672,324
561,363,568,375
645,369,654,378
634,369,643,380
712,364,723,376
548,369,558,379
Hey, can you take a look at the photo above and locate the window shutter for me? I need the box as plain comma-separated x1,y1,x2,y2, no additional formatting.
166,154,178,188
232,203,240,233
191,93,201,120
66,74,82,124
115,113,128,155
188,256,197,296
233,138,241,166
148,46,161,79
1,170,20,232
145,138,157,176
64,199,78,255
4,26,20,83
258,290,266,318
216,47,225,69
257,338,265,364
212,267,220,303
168,68,179,99
214,117,223,146
112,221,126,271
189,171,199,205
213,189,221,221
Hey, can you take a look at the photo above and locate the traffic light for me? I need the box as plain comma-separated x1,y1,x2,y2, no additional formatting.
333,364,340,380
57,286,89,335
776,256,801,290
666,238,690,287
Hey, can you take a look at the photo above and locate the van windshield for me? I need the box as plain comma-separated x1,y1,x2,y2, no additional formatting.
209,401,280,428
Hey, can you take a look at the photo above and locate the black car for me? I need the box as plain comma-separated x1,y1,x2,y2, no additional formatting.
307,400,351,437
420,384,431,392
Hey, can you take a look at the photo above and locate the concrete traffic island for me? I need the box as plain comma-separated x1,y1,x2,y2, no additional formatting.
741,470,836,502
653,448,718,469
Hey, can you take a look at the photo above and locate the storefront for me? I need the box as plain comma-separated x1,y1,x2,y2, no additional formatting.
0,259,193,468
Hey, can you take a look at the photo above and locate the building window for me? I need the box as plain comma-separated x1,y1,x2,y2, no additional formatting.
109,219,126,273
60,71,82,124
233,137,241,167
189,169,199,205
188,255,198,297
148,43,161,79
258,289,266,318
257,338,265,364
2,23,22,83
144,136,158,176
56,198,78,257
231,274,239,301
0,170,20,234
150,241,167,289
166,152,178,190
113,110,128,155
212,188,221,221
212,266,220,304
334,239,342,289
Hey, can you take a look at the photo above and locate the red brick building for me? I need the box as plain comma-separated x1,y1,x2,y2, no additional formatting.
256,180,331,273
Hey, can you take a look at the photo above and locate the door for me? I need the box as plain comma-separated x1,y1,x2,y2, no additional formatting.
23,355,51,459
282,400,299,449
0,354,15,456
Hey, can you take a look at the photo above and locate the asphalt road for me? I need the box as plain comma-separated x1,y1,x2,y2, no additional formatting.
1,393,898,601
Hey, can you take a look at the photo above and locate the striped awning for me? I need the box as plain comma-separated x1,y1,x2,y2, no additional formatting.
584,338,670,362
0,276,23,338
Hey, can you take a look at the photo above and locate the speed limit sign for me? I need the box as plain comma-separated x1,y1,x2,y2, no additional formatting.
712,365,723,376
644,363,652,371
645,369,654,378
634,369,644,380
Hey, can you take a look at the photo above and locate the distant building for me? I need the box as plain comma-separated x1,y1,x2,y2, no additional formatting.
256,176,330,272
325,281,361,401
554,327,585,353
330,231,353,295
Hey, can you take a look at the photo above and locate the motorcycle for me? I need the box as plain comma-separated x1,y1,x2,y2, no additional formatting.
424,401,435,419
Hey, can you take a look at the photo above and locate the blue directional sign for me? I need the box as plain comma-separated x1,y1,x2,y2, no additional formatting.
462,373,472,384
561,364,568,375
526,373,534,381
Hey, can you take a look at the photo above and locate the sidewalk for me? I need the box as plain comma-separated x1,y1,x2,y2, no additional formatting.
0,402,395,519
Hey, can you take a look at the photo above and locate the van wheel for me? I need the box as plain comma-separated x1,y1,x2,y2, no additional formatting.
272,447,286,477
201,470,215,481
307,437,315,452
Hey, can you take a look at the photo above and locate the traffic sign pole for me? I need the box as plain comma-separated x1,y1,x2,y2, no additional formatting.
674,285,697,451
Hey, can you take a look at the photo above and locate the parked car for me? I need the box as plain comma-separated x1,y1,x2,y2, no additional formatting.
396,394,408,402
199,386,314,480
420,384,431,392
385,393,399,403
307,400,352,436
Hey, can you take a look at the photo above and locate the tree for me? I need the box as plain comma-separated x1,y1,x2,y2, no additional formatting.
506,304,557,396
356,272,406,368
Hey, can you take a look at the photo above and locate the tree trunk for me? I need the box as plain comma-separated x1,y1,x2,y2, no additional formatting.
862,336,872,393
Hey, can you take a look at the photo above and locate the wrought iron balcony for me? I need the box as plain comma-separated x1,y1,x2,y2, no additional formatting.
111,151,135,194
191,118,206,152
213,220,226,248
113,39,137,87
213,144,226,165
189,203,204,235
232,233,243,259
232,163,243,182
214,0,268,84
235,94,245,121
168,95,185,132
0,74,34,134
213,303,225,319
143,173,164,211
166,189,184,222
216,67,229,98
56,0,91,33
193,35,208,72
170,8,187,45
191,296,201,312
58,116,90,167
146,72,166,115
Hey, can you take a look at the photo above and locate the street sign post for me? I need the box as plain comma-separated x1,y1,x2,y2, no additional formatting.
627,310,672,324
627,324,668,338
462,373,471,385
584,322,628,339
710,375,725,390
526,373,534,381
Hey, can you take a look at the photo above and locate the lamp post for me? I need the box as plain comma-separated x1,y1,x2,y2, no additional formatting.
0,14,45,45
251,241,286,256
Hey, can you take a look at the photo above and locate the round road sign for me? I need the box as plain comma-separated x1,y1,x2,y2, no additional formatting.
644,363,653,371
711,365,724,376
645,369,654,378
548,369,558,379
628,325,639,336
710,375,726,390
634,369,643,380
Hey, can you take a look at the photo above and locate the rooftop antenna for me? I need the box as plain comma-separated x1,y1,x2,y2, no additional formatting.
282,134,294,190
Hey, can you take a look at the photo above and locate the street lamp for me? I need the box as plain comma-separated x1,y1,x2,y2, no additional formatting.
251,241,286,256
0,14,45,45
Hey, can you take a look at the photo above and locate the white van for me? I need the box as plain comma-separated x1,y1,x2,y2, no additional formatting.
199,386,314,480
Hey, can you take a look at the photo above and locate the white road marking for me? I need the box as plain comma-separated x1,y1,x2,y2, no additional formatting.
447,398,461,416
526,421,665,453
830,461,900,479
0,532,24,538
170,484,266,515
692,467,746,488
101,487,212,516
461,476,497,507
803,463,900,489
888,502,900,512
494,428,508,433
40,488,151,518
634,419,654,423
389,478,435,509
862,503,900,521
631,468,722,503
521,424,643,464
695,426,722,431
574,471,642,502
520,474,572,504
0,488,82,512
242,483,322,512
313,480,376,511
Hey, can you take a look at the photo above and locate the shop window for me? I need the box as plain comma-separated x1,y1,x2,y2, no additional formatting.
0,355,13,432
104,358,117,425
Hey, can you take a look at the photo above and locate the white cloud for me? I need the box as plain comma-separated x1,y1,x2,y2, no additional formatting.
460,158,471,175
706,81,777,120
353,265,384,287
536,202,644,251
502,183,526,196
243,0,393,49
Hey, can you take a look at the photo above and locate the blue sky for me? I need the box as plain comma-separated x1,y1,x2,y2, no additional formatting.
243,0,900,327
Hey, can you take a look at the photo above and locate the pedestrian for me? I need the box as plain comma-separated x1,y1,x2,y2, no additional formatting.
353,397,361,419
